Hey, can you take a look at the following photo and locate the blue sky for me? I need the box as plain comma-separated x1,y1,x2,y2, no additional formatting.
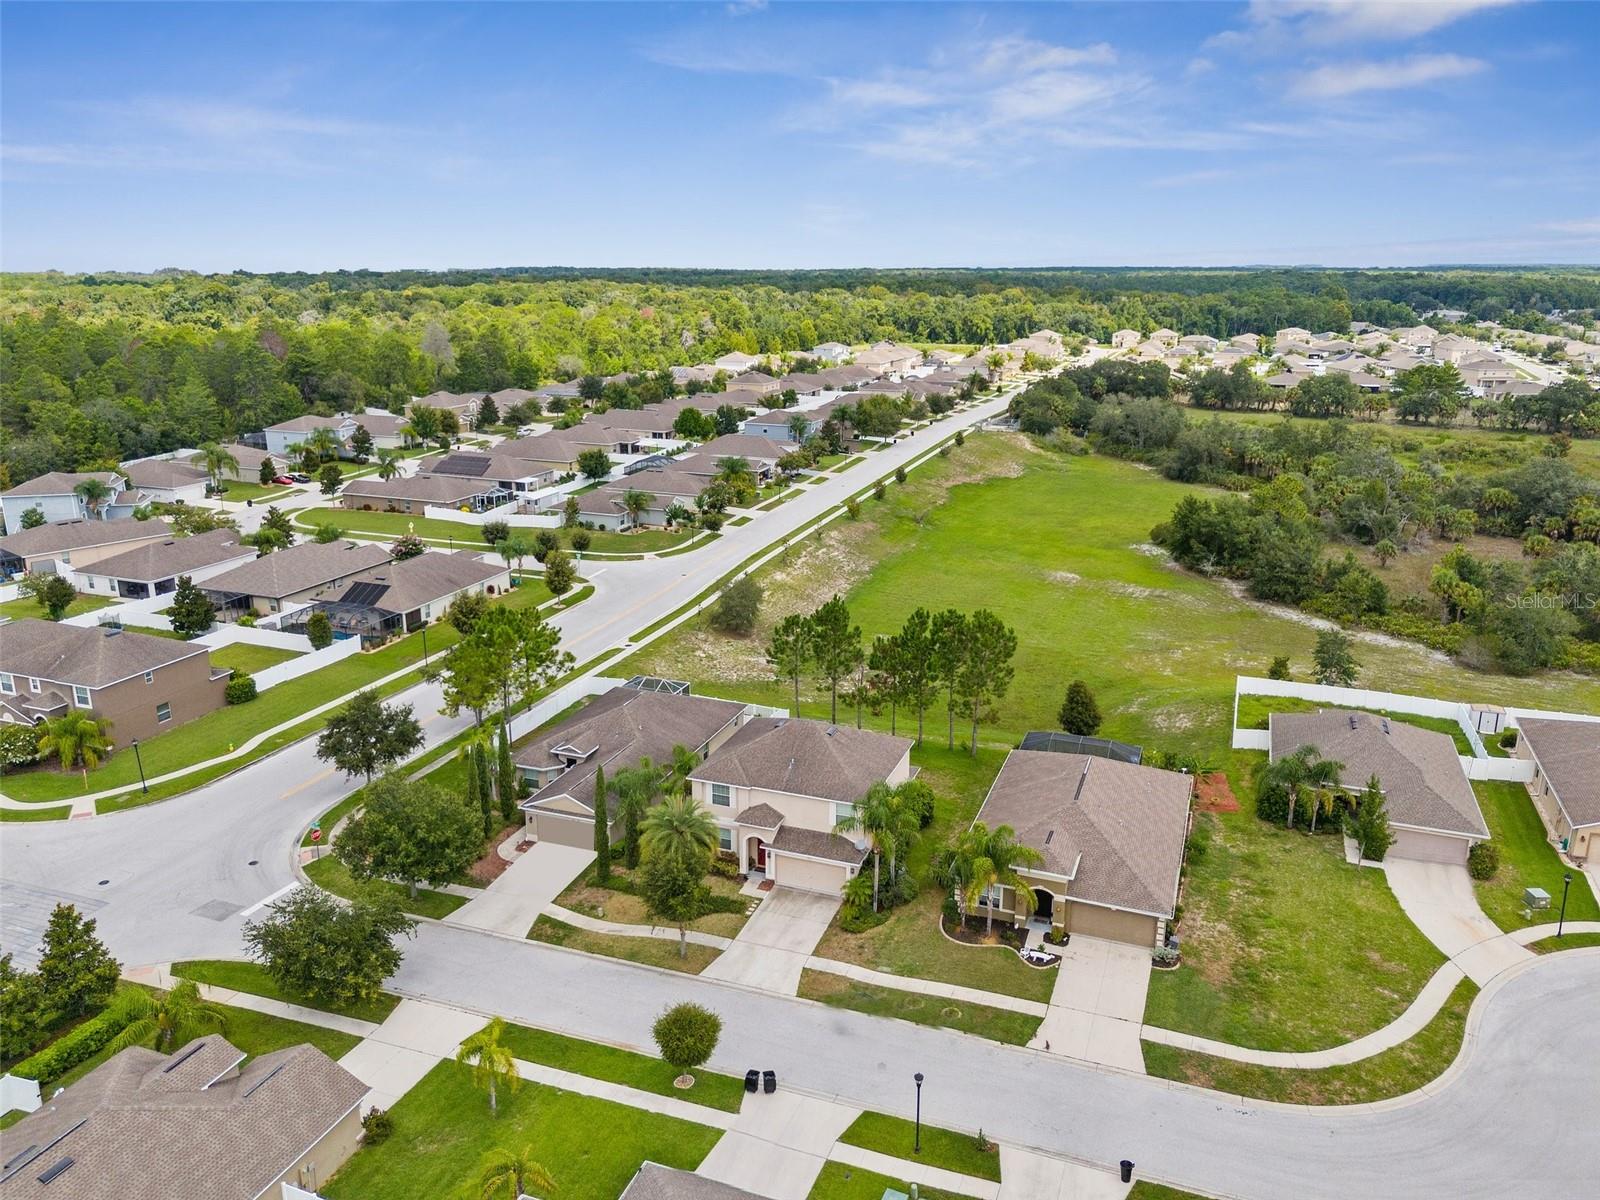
3,1,1597,271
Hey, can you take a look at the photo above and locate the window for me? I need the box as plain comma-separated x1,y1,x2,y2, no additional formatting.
0,674,12,695
143,671,154,685
155,702,172,724
717,827,733,852
28,678,40,693
72,686,90,708
710,783,731,808
833,801,857,827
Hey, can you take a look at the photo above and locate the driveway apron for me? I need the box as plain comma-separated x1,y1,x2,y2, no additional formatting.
703,889,841,994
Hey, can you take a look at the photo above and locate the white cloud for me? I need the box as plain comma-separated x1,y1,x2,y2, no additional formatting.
975,37,1116,75
827,78,938,110
725,0,767,16
1291,52,1487,98
1149,167,1237,189
1211,0,1523,49
1540,217,1600,236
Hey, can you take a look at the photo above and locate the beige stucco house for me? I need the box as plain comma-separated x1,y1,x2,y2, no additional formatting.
1517,717,1599,862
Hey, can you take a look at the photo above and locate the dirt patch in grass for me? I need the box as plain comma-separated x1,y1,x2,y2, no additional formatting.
1194,772,1239,813
466,824,526,886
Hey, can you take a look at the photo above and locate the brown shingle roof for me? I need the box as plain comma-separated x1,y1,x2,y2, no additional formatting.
199,539,391,601
1518,718,1600,828
323,551,506,616
0,1037,367,1200
772,825,868,865
692,718,912,805
79,528,252,583
1,471,123,499
1270,710,1488,838
266,413,351,433
0,517,172,560
737,802,786,828
342,475,494,505
119,459,209,491
621,1163,767,1200
0,618,210,688
976,750,1192,918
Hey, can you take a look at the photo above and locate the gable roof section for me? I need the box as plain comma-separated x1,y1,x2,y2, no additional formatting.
976,749,1193,917
691,718,911,805
199,539,391,601
119,459,209,491
1518,717,1600,828
0,618,209,688
323,551,505,616
343,474,494,505
1270,710,1488,838
80,528,252,583
0,517,173,560
1,471,124,499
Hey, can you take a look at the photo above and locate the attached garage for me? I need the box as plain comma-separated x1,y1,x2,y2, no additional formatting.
1389,828,1471,865
1064,902,1157,947
771,852,850,895
528,795,614,850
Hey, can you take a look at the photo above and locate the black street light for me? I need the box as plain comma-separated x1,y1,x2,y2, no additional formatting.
131,738,148,794
913,1072,924,1154
421,623,430,667
1558,871,1573,938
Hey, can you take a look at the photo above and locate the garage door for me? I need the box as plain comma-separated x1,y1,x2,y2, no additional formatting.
1065,902,1157,947
772,853,848,895
533,811,596,850
1389,829,1470,865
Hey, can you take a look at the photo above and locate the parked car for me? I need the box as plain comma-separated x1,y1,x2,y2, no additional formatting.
289,473,312,483
272,474,295,485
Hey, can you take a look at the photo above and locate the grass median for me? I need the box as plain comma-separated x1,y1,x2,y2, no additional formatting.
798,969,1042,1046
838,1111,1002,1181
498,1022,745,1112
527,914,721,974
171,958,400,1024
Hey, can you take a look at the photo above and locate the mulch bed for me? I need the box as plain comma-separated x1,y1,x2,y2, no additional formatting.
466,823,525,885
941,914,1026,951
1194,771,1240,813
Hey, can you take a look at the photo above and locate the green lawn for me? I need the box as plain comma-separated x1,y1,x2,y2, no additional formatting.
556,863,751,939
325,1061,722,1200
1143,978,1478,1105
572,526,696,554
1472,781,1600,932
0,591,116,622
1234,695,1481,756
798,970,1042,1046
0,803,70,822
299,508,492,546
808,1161,981,1200
527,915,721,974
498,1023,745,1112
1144,758,1447,1052
4,617,462,805
206,642,300,674
214,480,295,502
303,853,467,919
1128,1185,1211,1200
0,1110,24,1131
170,959,400,1025
838,1112,1002,1181
1529,932,1600,953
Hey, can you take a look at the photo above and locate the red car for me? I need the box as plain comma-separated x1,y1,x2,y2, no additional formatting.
272,475,295,485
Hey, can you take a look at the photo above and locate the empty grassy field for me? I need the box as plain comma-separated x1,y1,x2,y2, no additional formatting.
0,591,116,621
205,642,300,674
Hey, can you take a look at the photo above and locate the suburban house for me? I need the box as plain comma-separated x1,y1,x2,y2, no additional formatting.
713,351,763,374
726,371,780,397
621,1163,765,1200
0,619,229,741
810,342,850,362
574,464,707,529
1269,710,1490,864
411,390,484,426
497,428,629,473
1517,718,1599,862
261,414,357,459
0,517,174,578
0,471,132,528
532,380,584,409
341,473,506,514
296,550,511,644
775,371,828,398
681,433,798,481
416,450,557,496
1011,329,1069,360
179,441,275,478
517,685,756,847
0,1036,367,1200
1458,357,1519,397
488,386,540,410
118,458,210,505
199,539,393,617
817,364,876,390
669,365,718,388
1111,329,1142,350
690,717,913,895
853,342,922,376
349,410,409,450
970,749,1193,947
74,528,256,599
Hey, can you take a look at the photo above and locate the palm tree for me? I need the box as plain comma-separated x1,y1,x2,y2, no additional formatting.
665,744,698,796
304,427,341,465
108,980,227,1052
961,822,1044,936
36,712,112,784
621,488,654,526
73,477,113,519
639,793,717,875
375,448,402,481
198,442,240,491
456,1018,521,1116
787,412,812,444
1258,745,1345,831
612,757,660,869
883,785,923,887
835,782,896,912
479,1146,555,1200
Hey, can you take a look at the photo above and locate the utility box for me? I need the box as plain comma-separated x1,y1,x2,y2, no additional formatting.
1525,887,1551,910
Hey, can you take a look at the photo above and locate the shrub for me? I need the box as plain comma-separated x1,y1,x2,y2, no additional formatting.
845,498,861,521
954,430,965,446
11,995,137,1083
306,610,334,650
224,673,258,705
1467,842,1500,881
707,854,739,878
1499,728,1519,750
873,482,886,501
0,722,40,767
1267,656,1291,681
362,1106,395,1145
709,576,762,636
652,1002,721,1080
894,466,907,484
569,529,592,553
236,614,257,627
896,778,936,829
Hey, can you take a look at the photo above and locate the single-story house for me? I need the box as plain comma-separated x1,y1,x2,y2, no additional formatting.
118,458,211,505
1517,718,1600,862
74,528,256,599
261,414,357,459
576,464,708,528
810,342,850,363
0,1036,367,1200
620,1163,766,1200
516,685,755,847
199,539,392,617
532,380,584,409
300,550,510,643
488,386,540,410
341,473,505,514
817,364,876,390
1230,333,1262,351
691,717,913,895
178,442,276,477
0,471,132,528
349,410,409,450
669,365,718,388
0,618,229,742
713,351,763,374
970,749,1193,947
776,372,828,398
417,450,557,496
681,434,797,481
0,517,174,578
727,371,780,397
1270,709,1490,864
496,428,628,474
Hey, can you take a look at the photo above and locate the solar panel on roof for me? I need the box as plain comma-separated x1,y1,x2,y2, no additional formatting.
341,581,391,608
434,454,492,477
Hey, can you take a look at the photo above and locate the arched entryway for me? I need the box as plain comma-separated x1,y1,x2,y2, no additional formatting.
1032,887,1057,929
745,835,769,876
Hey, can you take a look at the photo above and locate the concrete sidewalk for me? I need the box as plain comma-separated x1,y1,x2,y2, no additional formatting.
998,1145,1132,1200
514,1057,737,1129
124,963,379,1037
442,841,594,937
1032,936,1149,1073
831,1142,1000,1200
337,998,486,1114
703,890,839,994
695,1089,861,1200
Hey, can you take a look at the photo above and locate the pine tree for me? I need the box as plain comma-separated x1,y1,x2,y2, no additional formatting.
592,763,611,882
36,904,120,1018
168,575,216,639
1057,680,1102,736
474,743,494,837
497,722,518,822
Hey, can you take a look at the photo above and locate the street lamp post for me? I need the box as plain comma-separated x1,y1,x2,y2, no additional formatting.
1558,871,1573,938
421,623,430,667
913,1073,924,1154
131,738,148,794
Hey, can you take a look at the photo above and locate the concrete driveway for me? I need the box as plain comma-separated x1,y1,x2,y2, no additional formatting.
695,1089,860,1200
702,889,840,994
1384,859,1532,985
337,998,487,1114
1031,936,1150,1072
442,841,594,937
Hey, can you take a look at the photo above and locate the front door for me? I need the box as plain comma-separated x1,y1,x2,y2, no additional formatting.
755,840,768,870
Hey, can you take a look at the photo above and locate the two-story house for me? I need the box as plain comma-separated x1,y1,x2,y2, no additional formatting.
0,472,133,528
261,415,358,460
690,718,913,895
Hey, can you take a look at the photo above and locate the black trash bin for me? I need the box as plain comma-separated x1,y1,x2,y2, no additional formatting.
744,1070,759,1093
1120,1161,1134,1184
762,1069,776,1094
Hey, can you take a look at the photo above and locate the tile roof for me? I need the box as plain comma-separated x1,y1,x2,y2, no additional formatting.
79,528,252,583
0,1037,367,1200
323,551,507,616
0,517,172,560
692,718,912,805
771,824,867,866
0,618,210,688
1518,718,1600,827
1270,710,1488,839
1,471,123,499
976,749,1192,918
199,539,391,600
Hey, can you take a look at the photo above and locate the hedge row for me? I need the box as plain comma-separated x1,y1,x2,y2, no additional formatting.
11,998,136,1083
